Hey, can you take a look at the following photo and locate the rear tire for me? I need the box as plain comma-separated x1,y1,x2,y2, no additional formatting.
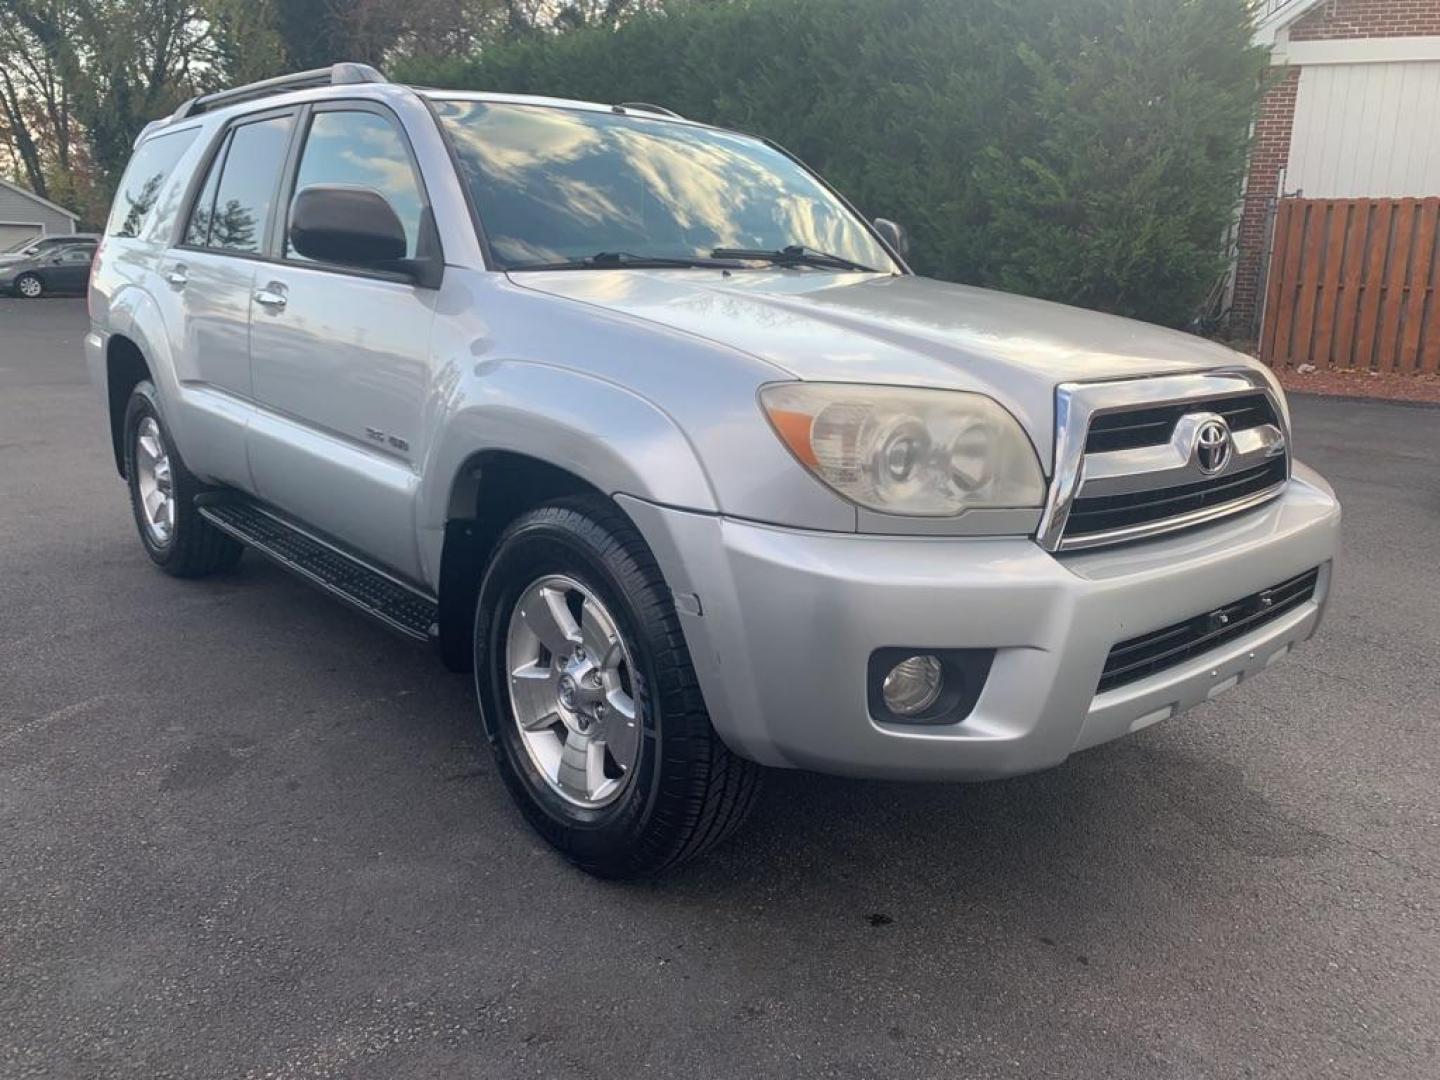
123,381,243,577
474,495,762,878
15,273,43,298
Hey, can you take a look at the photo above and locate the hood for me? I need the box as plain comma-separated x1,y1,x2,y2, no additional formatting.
510,269,1258,457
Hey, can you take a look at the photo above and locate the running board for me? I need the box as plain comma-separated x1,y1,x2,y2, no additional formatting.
198,497,438,642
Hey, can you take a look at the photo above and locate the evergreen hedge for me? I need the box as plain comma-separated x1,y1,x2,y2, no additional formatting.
399,0,1265,328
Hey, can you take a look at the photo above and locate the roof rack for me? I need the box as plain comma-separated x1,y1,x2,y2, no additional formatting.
172,63,387,120
615,102,683,119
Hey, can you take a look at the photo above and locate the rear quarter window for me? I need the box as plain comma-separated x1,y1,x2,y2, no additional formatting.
106,128,199,239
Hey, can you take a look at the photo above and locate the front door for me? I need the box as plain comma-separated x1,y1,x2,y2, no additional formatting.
246,102,440,582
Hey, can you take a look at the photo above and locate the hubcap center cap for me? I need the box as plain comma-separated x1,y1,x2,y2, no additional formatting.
558,673,579,710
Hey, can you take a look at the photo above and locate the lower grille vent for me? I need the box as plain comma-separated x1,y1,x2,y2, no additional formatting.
1098,567,1320,693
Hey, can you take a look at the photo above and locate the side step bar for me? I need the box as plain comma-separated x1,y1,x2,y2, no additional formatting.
198,497,438,642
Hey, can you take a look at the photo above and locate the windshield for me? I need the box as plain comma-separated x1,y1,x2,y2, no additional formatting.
434,100,897,273
3,238,40,255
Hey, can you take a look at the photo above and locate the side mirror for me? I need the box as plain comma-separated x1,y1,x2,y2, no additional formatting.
291,185,439,286
873,218,910,260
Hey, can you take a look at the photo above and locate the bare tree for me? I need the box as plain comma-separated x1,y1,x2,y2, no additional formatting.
0,3,78,197
3,0,213,184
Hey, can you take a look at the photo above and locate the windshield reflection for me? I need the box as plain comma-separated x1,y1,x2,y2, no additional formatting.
434,100,895,272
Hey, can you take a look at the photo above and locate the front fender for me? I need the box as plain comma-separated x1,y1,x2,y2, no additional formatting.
418,359,719,534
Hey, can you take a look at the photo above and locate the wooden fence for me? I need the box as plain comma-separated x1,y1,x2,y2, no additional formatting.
1259,196,1440,373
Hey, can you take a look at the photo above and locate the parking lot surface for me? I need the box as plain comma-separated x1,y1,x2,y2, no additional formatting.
2,297,1437,1079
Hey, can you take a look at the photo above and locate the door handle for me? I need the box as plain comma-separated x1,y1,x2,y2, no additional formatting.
254,285,288,311
165,267,188,288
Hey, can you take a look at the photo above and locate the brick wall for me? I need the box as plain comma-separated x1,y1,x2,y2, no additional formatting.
1291,0,1440,41
1230,67,1302,335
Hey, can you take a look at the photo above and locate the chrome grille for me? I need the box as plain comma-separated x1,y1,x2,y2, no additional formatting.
1037,371,1291,552
1084,393,1280,454
1064,457,1287,538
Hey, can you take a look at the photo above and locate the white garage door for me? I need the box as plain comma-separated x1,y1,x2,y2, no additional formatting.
0,223,43,250
1287,60,1440,198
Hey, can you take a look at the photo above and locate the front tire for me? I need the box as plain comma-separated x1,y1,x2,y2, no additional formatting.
14,273,43,298
474,496,762,878
123,381,242,577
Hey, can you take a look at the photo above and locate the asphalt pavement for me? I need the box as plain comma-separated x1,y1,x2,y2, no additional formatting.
2,297,1437,1079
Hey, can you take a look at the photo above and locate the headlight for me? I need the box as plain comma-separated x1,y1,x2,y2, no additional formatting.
760,382,1045,516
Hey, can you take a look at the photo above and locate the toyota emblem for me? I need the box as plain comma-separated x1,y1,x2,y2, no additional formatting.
1194,418,1231,475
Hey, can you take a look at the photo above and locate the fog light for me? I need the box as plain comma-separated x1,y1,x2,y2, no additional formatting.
882,655,944,716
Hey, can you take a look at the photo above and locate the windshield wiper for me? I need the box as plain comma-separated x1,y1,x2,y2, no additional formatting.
709,245,877,273
508,251,742,271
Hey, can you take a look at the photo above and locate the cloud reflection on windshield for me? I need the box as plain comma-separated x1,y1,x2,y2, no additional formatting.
436,100,892,270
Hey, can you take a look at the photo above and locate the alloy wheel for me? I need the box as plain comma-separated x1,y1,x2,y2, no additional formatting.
505,574,641,808
134,416,175,546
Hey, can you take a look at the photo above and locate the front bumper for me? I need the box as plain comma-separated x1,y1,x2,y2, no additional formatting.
619,463,1340,780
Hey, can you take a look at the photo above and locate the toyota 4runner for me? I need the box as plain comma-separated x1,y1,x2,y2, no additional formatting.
87,64,1341,877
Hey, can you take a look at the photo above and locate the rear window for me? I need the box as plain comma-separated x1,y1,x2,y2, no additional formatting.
106,128,198,239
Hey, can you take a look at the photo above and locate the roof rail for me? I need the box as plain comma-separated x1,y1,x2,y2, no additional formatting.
173,63,387,120
615,101,683,119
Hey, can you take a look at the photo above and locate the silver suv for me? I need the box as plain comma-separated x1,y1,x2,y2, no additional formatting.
87,65,1340,877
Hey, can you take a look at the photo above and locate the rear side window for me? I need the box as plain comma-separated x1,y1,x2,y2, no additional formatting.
106,129,198,239
184,114,293,254
285,109,426,260
183,145,224,248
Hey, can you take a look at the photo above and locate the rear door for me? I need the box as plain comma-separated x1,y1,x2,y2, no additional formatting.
156,108,295,486
246,101,440,581
160,109,296,488
169,109,297,399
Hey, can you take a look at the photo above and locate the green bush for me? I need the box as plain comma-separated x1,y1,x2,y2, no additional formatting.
399,0,1265,328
